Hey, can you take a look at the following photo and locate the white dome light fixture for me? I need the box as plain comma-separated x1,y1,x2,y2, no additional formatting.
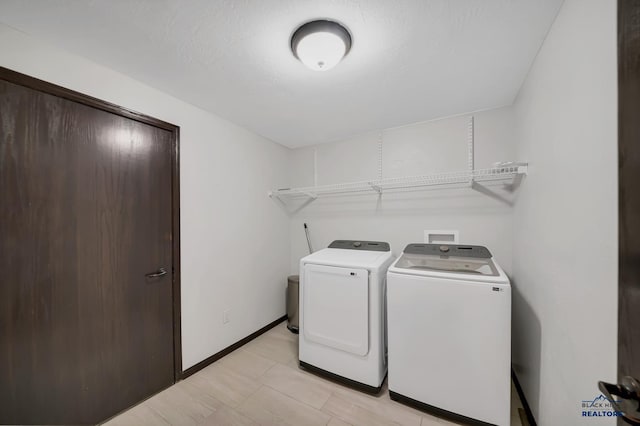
291,20,352,71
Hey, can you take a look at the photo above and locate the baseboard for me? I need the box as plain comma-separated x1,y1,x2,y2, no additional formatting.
511,369,537,426
180,315,287,379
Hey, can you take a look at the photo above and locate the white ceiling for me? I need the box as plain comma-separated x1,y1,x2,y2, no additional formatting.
0,0,563,148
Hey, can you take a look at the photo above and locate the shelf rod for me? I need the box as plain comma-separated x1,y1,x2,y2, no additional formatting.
468,116,475,187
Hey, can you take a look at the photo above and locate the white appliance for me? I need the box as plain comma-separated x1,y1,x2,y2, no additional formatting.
299,240,395,393
387,243,511,425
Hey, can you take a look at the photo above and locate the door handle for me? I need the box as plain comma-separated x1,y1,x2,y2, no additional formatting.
145,268,167,279
598,377,640,424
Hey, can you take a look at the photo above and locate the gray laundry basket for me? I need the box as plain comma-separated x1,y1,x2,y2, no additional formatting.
286,275,299,333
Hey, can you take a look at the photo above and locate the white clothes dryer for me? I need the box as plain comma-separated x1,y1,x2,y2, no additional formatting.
299,240,395,393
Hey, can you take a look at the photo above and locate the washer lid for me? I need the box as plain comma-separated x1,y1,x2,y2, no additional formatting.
389,243,509,284
302,246,394,270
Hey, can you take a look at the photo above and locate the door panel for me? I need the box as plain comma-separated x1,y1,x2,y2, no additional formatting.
0,77,175,424
615,2,640,424
303,264,369,356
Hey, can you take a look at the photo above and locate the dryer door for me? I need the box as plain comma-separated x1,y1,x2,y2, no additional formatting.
303,264,369,356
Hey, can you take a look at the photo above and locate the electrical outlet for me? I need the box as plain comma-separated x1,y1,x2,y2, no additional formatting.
223,310,230,324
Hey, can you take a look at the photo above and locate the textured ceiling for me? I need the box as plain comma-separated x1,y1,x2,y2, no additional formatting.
0,0,563,148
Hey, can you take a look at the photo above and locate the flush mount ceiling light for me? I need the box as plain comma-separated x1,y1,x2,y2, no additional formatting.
291,20,352,71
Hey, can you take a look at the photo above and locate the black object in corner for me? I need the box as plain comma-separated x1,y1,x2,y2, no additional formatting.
512,370,538,426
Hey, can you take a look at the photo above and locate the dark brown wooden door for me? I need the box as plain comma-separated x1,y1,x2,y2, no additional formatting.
616,1,640,424
0,75,176,424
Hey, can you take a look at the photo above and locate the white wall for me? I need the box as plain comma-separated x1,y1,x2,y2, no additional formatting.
289,107,517,274
511,0,618,424
0,24,291,370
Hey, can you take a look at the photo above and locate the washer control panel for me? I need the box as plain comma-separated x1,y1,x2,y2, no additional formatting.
328,240,391,252
403,243,492,258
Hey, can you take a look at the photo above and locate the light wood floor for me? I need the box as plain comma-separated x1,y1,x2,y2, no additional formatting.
104,322,525,426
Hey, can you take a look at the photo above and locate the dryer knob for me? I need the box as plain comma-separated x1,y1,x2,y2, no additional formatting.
439,245,450,252
353,242,362,247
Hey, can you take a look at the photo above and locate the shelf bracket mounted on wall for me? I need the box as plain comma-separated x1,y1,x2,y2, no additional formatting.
472,179,513,205
269,188,318,213
466,116,526,205
469,169,526,205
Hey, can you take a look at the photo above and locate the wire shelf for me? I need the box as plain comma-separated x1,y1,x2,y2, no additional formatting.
269,162,528,199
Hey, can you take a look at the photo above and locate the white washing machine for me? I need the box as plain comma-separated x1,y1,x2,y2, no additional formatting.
387,243,511,426
299,240,395,393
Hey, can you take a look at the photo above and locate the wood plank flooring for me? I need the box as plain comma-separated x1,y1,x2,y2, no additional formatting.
103,322,525,426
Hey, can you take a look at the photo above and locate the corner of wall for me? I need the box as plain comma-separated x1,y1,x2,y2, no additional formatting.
510,0,618,423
